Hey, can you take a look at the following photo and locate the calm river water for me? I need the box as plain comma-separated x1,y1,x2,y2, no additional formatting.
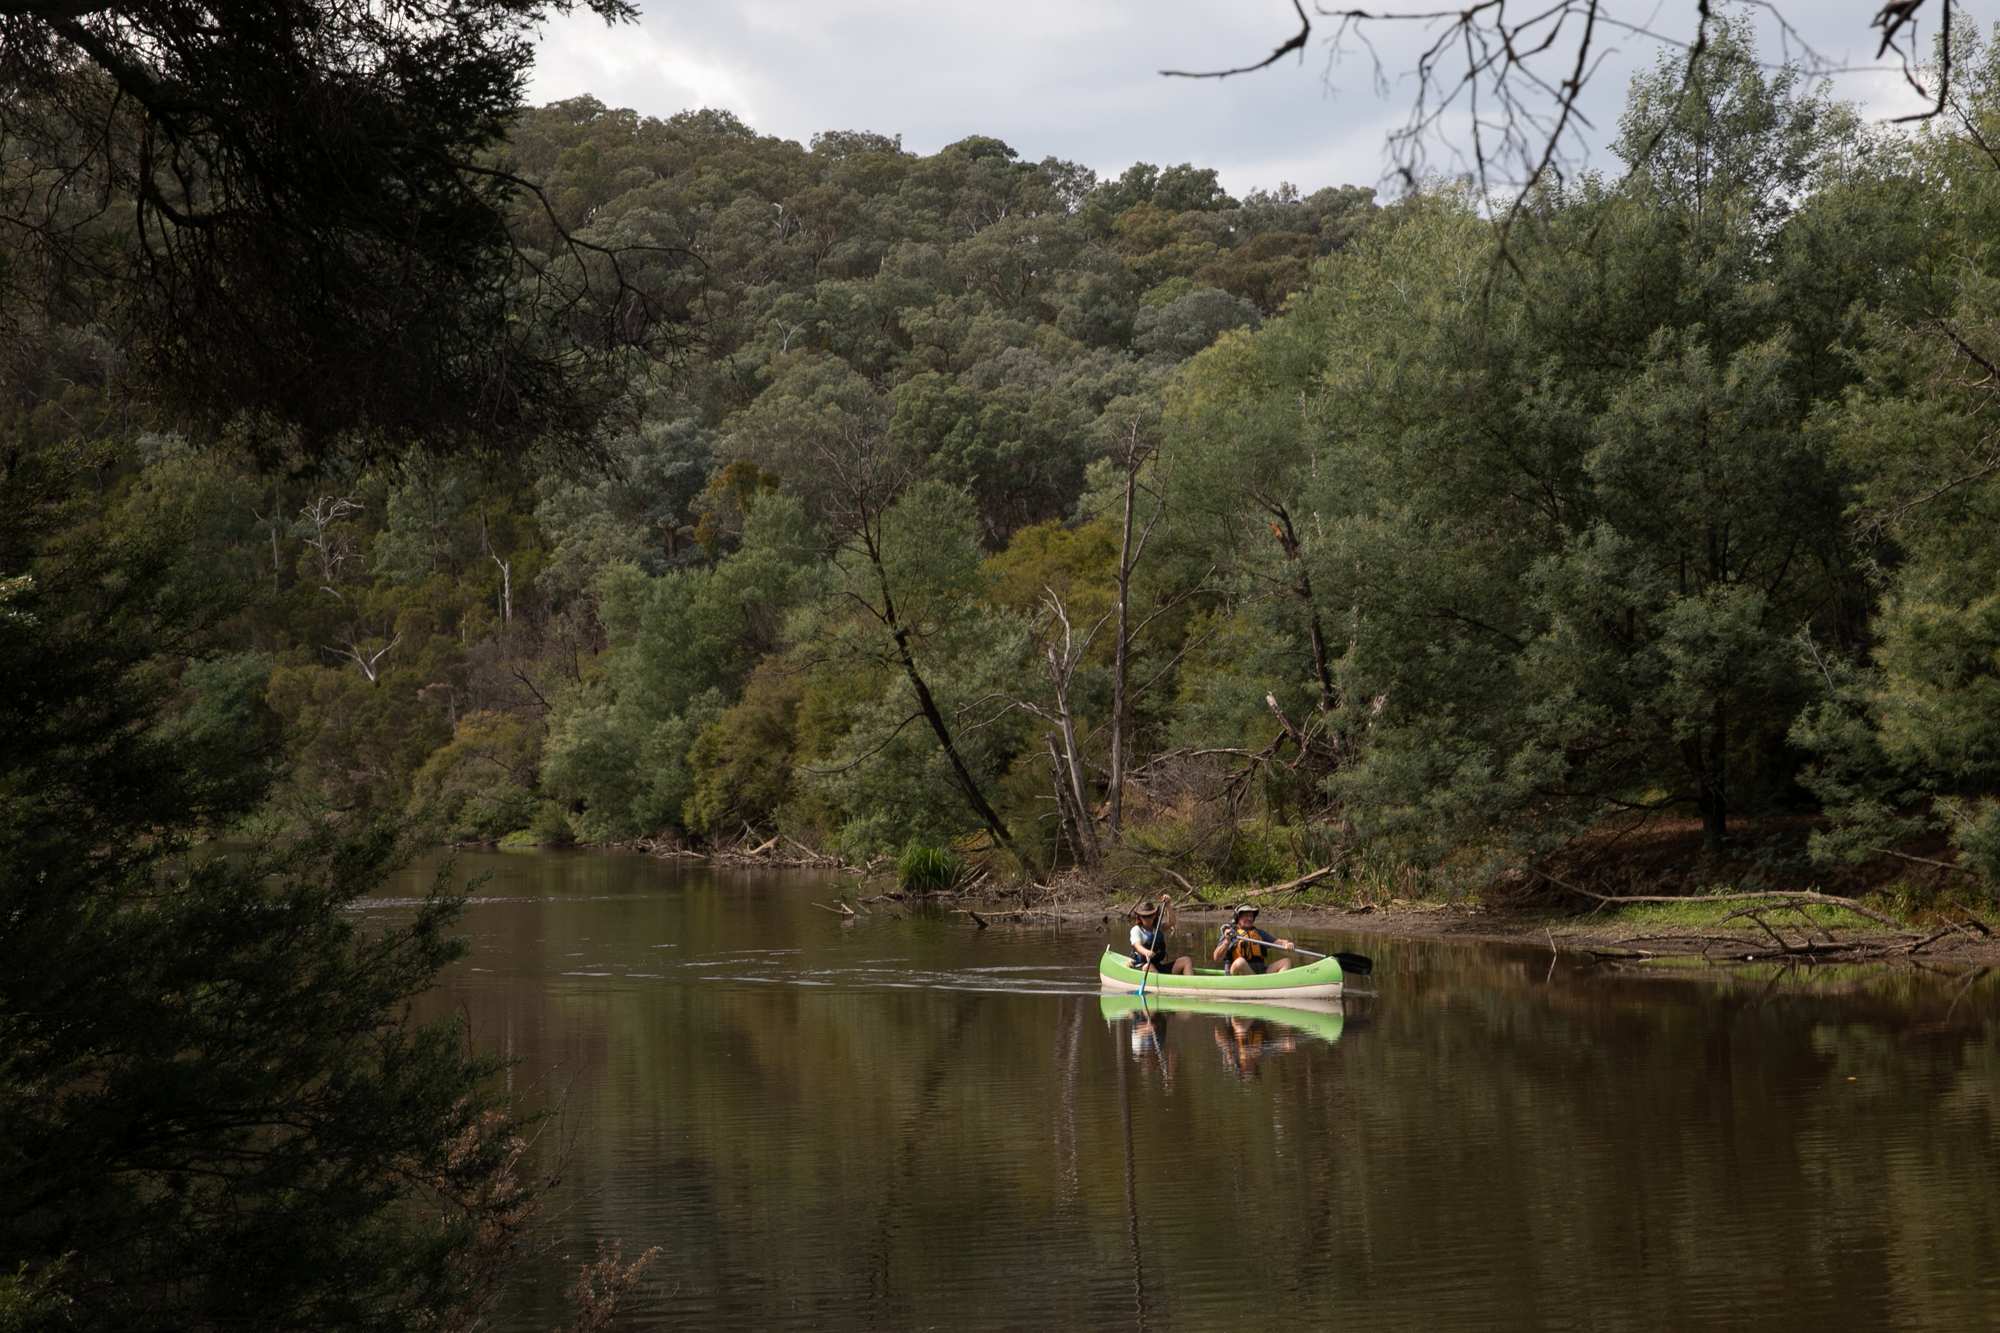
362,851,2000,1331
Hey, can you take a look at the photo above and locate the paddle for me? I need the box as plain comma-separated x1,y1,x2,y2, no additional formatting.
1223,929,1374,976
1136,895,1179,998
1266,940,1374,976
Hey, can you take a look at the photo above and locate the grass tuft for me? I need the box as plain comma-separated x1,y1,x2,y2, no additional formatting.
897,840,961,893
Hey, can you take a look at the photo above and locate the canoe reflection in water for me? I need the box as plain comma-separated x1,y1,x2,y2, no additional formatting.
1099,992,1344,1083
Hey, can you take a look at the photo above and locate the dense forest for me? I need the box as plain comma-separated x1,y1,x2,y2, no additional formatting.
19,22,2000,906
33,99,1377,866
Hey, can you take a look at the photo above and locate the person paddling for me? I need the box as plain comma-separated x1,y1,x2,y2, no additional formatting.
1213,904,1295,975
1129,896,1193,976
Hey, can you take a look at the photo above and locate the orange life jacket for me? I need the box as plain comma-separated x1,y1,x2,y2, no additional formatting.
1223,927,1270,963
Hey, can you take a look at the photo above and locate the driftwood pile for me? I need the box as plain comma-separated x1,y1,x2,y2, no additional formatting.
639,826,866,871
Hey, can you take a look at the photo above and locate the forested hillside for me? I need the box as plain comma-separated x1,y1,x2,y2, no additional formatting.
50,98,1376,867
22,22,2000,905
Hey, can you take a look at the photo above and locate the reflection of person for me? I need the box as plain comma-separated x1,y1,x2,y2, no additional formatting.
1129,897,1193,975
1212,1016,1297,1080
1129,1008,1172,1060
1130,1007,1177,1089
1213,904,1295,975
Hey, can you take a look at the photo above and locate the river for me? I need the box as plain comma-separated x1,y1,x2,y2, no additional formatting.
360,850,2000,1331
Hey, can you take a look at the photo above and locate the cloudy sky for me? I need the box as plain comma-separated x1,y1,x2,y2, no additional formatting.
529,2,1963,197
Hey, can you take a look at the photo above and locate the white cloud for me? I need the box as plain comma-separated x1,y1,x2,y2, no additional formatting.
529,11,770,126
528,2,1991,195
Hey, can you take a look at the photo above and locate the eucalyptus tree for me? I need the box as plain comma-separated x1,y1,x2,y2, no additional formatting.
1163,272,1353,722
539,491,819,839
722,358,1025,859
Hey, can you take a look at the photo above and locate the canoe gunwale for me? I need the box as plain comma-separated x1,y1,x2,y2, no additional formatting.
1096,947,1342,999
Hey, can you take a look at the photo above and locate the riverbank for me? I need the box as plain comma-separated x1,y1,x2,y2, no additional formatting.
1267,898,2000,968
1108,896,2000,968
610,817,2000,968
943,875,2000,968
977,812,2000,968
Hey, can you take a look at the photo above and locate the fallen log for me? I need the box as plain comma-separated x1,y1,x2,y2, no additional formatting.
1621,932,1763,953
1720,907,1795,954
1908,924,1962,955
783,835,839,864
1535,873,1907,931
1239,864,1338,901
956,908,1059,924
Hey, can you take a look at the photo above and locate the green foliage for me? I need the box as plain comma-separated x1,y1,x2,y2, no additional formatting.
151,652,283,818
0,466,526,1327
1144,21,1946,885
409,710,541,842
267,660,455,816
1786,27,2000,893
685,666,806,836
896,840,963,893
1132,286,1259,361
500,801,576,848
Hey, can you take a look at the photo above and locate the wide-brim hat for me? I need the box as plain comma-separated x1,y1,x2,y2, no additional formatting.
1131,900,1161,920
1231,904,1259,919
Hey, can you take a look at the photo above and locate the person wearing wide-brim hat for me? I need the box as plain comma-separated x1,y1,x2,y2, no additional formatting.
1213,903,1295,975
1127,895,1193,976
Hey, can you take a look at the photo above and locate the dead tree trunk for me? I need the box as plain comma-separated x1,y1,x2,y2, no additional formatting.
1256,494,1336,714
481,514,512,626
1038,588,1107,865
1109,422,1161,840
1699,699,1728,854
252,506,284,594
1045,735,1094,866
300,494,363,602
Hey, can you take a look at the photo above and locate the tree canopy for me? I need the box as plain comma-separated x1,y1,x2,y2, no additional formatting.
1,0,661,459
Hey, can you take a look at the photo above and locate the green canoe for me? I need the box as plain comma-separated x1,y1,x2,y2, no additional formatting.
1098,992,1345,1045
1097,947,1343,998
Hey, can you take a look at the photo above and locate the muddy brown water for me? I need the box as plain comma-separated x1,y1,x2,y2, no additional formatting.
359,851,2000,1331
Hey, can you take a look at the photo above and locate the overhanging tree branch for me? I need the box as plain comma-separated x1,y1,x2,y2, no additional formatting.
1161,0,1311,78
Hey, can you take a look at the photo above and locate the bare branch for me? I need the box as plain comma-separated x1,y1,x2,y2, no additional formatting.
328,632,403,684
1162,0,1311,79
